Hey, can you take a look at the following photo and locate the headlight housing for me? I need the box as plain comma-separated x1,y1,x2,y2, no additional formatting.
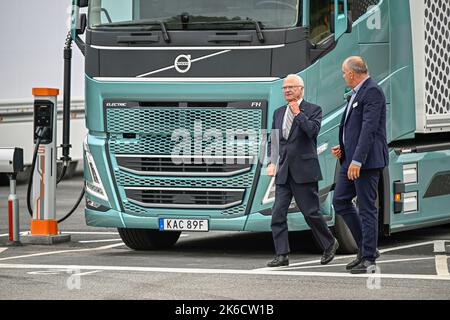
84,136,108,201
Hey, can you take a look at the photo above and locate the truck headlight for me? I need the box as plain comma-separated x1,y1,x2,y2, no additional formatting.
84,137,108,201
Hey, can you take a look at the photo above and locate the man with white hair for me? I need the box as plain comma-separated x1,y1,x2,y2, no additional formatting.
266,74,339,267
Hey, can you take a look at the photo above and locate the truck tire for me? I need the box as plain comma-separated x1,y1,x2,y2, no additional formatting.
333,191,381,254
333,214,358,254
118,228,181,250
0,173,8,186
331,161,359,254
16,165,32,185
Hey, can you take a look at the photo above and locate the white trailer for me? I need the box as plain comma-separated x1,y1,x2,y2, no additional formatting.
0,0,86,181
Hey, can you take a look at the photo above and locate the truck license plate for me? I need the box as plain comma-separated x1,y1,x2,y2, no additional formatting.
159,218,209,232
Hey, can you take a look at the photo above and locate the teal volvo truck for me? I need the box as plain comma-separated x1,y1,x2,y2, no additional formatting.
71,0,450,252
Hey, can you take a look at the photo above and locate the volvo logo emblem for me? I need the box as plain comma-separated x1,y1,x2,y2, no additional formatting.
174,54,192,73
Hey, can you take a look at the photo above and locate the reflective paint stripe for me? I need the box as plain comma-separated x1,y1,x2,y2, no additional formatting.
91,44,285,50
8,200,13,241
124,187,245,192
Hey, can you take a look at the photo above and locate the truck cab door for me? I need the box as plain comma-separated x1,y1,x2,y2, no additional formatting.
332,0,351,40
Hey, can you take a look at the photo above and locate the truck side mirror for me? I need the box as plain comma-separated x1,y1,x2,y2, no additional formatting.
71,0,87,54
77,13,87,35
78,0,89,7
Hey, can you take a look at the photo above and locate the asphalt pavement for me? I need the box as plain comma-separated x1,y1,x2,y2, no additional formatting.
0,175,449,301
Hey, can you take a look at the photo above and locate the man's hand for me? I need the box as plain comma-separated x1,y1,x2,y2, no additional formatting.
347,163,361,181
331,145,342,159
266,163,276,177
288,101,301,115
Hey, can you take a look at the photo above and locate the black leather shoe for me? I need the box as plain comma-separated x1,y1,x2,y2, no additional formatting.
346,249,381,270
267,255,289,267
321,238,339,265
350,259,376,274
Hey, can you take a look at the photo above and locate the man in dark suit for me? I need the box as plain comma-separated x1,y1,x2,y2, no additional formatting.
331,56,389,274
266,74,339,267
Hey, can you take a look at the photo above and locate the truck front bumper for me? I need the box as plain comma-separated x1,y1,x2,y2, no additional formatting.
85,207,250,231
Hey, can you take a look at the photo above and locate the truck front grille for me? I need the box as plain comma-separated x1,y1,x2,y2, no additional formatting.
106,105,261,135
116,155,253,176
124,187,245,209
105,100,266,215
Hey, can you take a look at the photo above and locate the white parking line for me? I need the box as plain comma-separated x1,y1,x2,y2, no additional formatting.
0,242,125,262
79,239,123,244
28,270,65,275
434,240,446,253
0,231,120,237
27,269,103,277
76,270,103,276
61,231,119,235
0,263,449,281
435,255,450,277
256,240,442,271
282,257,436,270
2,231,189,238
379,240,441,253
254,255,354,270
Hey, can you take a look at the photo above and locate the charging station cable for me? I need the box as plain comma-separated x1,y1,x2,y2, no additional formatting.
26,127,85,223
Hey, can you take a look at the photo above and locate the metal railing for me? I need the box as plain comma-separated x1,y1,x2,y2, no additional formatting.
0,98,85,123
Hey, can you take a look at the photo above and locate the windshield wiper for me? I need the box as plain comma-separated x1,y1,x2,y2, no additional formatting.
180,18,265,43
95,20,170,43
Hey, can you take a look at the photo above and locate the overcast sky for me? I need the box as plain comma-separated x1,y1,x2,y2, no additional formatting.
0,0,85,101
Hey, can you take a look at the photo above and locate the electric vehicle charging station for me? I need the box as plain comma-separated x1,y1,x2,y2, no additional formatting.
21,88,71,245
0,147,24,245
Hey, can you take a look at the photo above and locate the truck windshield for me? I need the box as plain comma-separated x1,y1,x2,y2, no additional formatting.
88,0,301,29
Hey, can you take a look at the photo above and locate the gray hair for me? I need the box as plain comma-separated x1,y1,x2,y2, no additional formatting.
344,56,369,74
285,74,305,87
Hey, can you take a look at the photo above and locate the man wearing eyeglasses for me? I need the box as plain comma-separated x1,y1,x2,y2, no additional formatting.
266,74,339,267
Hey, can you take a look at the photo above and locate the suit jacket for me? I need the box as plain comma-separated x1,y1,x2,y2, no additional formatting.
268,100,323,185
338,77,389,169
